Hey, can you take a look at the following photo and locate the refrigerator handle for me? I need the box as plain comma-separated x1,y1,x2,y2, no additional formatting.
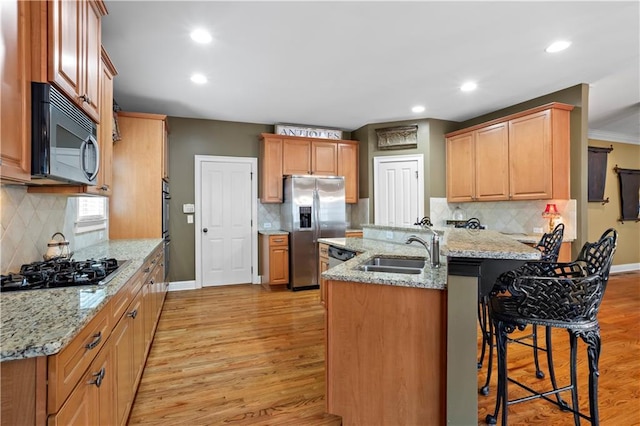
312,189,320,243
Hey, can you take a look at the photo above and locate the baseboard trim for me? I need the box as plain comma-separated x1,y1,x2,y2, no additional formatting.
168,280,197,291
611,263,640,274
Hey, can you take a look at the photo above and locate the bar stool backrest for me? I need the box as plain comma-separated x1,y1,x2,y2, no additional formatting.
576,228,618,285
535,223,565,262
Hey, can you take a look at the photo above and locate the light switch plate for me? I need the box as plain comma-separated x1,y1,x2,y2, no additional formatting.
386,231,394,239
183,203,195,213
263,223,272,228
187,215,194,224
533,227,543,234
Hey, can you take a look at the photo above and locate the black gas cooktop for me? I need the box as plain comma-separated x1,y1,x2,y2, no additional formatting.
0,258,122,292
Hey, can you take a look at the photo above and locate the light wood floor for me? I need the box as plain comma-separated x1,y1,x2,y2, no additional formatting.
129,271,640,426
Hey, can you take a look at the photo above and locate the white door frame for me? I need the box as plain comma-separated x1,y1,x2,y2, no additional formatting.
194,155,259,288
373,154,425,225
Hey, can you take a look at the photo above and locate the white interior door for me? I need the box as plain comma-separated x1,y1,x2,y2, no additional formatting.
195,156,257,287
374,154,424,226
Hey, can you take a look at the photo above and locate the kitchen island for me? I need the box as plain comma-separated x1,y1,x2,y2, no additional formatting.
321,228,541,426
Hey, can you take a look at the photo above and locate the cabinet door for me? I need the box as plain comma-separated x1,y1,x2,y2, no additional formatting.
82,0,101,121
283,139,311,175
337,142,359,203
0,0,31,182
269,246,289,285
86,48,115,195
318,244,329,307
508,110,553,200
446,132,475,202
112,312,134,426
259,137,283,203
49,0,82,103
474,123,509,201
50,343,113,426
129,291,146,389
311,141,337,176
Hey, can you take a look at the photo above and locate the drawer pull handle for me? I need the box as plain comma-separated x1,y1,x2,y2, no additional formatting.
149,280,154,285
127,309,138,319
85,332,102,350
89,367,106,388
144,267,150,273
273,239,283,243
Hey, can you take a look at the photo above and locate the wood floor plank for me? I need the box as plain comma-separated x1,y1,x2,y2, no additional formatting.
129,272,639,425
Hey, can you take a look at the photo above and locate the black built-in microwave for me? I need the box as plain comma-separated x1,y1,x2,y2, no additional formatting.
31,82,100,185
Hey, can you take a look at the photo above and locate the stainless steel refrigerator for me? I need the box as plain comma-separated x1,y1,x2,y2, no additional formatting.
281,175,346,291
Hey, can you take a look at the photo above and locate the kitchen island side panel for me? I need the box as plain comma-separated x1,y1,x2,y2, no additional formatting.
325,280,446,425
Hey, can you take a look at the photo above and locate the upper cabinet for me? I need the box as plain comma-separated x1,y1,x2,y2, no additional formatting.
259,134,359,204
34,0,107,122
0,0,32,183
85,47,117,196
445,103,573,202
110,112,168,239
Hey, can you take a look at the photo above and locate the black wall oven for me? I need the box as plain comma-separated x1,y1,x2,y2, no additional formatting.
162,180,170,280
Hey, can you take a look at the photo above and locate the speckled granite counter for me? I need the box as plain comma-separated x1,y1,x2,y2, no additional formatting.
257,230,288,235
319,228,540,291
0,239,162,361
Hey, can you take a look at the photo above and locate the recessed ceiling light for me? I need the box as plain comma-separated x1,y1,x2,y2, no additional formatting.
460,82,477,92
190,28,212,44
545,40,571,53
190,74,207,84
412,105,425,113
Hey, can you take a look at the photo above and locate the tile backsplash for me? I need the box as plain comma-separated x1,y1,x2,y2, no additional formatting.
1,185,108,274
430,197,577,240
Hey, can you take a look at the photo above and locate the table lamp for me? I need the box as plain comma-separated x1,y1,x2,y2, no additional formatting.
542,203,560,233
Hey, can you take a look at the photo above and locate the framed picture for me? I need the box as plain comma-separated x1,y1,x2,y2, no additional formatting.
376,125,418,150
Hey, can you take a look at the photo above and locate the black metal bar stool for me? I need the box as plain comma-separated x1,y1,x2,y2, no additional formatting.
485,228,617,425
479,223,565,395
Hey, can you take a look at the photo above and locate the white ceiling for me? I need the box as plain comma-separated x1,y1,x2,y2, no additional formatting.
101,1,640,144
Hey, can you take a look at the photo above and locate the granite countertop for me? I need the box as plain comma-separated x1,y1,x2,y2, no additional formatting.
0,239,162,362
320,228,541,291
258,230,289,235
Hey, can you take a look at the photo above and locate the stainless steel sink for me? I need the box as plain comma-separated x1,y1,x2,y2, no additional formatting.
357,256,425,274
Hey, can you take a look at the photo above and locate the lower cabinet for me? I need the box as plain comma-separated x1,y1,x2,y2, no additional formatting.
51,245,166,426
319,243,329,307
259,234,289,290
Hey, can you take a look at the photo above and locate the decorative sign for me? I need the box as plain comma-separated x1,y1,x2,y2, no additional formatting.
275,123,343,140
376,125,418,150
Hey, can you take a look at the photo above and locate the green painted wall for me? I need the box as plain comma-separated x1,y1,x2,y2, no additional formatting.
352,118,457,223
167,117,272,282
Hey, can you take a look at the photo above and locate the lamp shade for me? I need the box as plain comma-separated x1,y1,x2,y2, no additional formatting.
542,203,559,217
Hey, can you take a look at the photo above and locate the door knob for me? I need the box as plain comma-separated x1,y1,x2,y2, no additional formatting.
203,228,208,233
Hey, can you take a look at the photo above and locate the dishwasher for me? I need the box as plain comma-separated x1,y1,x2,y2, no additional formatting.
328,245,358,268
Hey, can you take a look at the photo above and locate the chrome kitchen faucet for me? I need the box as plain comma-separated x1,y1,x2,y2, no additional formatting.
406,233,440,268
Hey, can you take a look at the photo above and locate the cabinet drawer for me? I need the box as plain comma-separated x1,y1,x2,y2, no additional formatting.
110,269,142,324
47,304,111,413
269,235,288,247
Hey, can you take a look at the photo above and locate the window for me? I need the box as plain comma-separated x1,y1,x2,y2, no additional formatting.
75,197,107,233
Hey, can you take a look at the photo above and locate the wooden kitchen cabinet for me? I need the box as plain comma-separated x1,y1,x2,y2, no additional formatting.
110,112,169,239
259,234,289,289
283,139,312,175
345,230,363,238
446,123,509,202
446,103,573,202
259,133,359,203
0,0,32,183
85,47,117,196
318,243,330,306
337,141,359,203
49,343,114,426
259,136,283,202
32,0,106,123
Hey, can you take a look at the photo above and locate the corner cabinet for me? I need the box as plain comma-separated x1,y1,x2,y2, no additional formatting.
259,134,359,204
110,112,169,239
259,234,289,290
0,0,32,183
445,103,573,202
